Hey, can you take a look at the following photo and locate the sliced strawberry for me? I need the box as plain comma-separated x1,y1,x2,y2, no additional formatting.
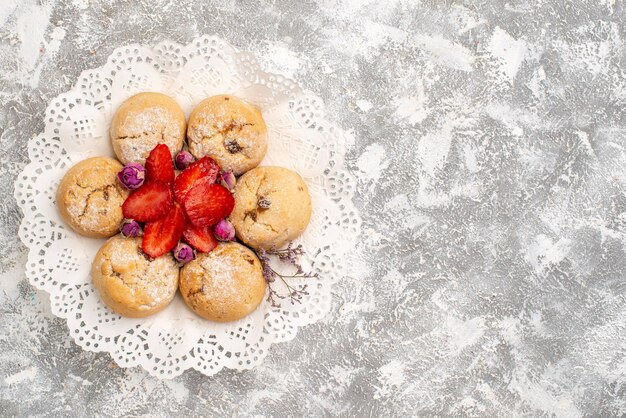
173,156,220,203
183,183,235,227
145,144,175,185
122,182,172,222
142,204,185,258
182,222,218,253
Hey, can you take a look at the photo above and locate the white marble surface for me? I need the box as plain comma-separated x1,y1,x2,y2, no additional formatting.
1,1,626,416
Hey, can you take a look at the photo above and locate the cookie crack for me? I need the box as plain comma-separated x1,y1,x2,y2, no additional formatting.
110,264,133,289
185,262,212,303
200,121,255,157
116,130,155,141
218,121,253,137
116,127,168,145
160,126,166,142
187,286,205,298
244,210,258,222
254,218,279,234
76,184,118,220
254,174,267,203
116,134,143,140
241,174,278,234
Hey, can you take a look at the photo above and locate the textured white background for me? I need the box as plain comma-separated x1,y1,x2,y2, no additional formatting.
1,0,626,416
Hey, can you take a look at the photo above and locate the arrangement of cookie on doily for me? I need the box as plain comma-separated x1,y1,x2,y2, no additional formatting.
14,36,360,378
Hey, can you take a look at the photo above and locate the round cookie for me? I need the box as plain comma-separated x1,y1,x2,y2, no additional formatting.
91,236,179,318
187,95,267,175
230,166,311,250
56,157,129,238
110,92,186,164
179,242,266,322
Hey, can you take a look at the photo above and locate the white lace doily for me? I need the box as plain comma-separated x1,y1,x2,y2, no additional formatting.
14,36,360,378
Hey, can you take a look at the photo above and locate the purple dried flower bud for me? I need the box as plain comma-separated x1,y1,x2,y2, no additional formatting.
214,219,235,241
173,242,195,264
120,219,142,237
220,170,236,191
117,162,145,190
175,150,195,170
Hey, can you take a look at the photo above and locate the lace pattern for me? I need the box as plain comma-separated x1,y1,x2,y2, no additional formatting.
14,36,360,378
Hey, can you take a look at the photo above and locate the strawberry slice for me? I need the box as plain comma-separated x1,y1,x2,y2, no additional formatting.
122,182,172,222
142,204,185,258
145,144,175,185
173,156,220,203
183,183,235,227
182,222,218,253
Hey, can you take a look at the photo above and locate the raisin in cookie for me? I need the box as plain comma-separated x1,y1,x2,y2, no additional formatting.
110,92,186,164
230,166,312,250
56,157,129,238
91,236,179,318
187,95,267,176
179,242,266,322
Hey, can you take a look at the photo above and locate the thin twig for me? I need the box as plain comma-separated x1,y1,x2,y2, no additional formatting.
256,244,317,307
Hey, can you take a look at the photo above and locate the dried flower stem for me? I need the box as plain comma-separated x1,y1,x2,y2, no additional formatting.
256,243,318,308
